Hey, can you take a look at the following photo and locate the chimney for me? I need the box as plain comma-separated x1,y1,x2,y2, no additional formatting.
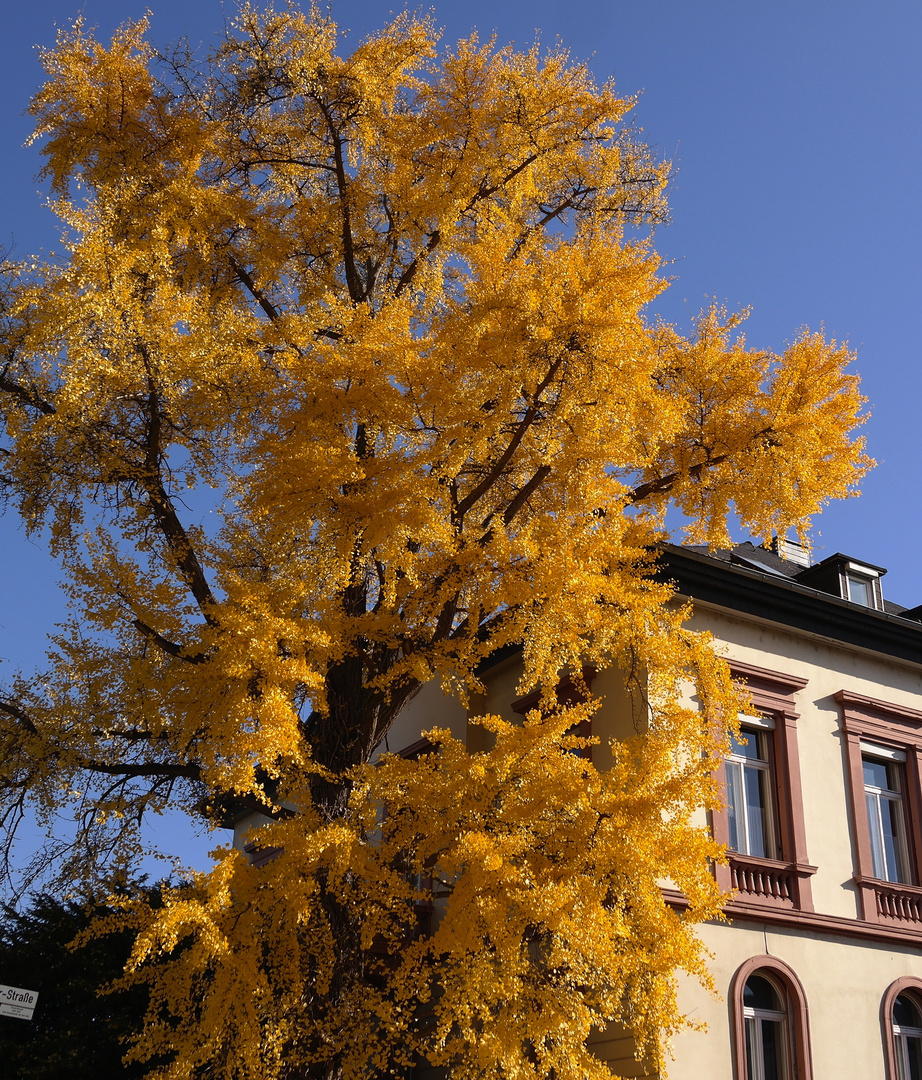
769,535,811,568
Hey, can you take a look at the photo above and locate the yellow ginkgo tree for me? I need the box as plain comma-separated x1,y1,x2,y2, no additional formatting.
0,5,868,1079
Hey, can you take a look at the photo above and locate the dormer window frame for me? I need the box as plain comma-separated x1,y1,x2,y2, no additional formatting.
843,561,884,610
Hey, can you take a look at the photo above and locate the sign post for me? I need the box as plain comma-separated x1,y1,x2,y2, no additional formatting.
0,984,39,1020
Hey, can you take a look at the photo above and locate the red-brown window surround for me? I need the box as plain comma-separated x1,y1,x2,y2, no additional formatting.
712,660,817,914
730,955,814,1080
836,690,922,927
881,976,922,1080
511,667,596,761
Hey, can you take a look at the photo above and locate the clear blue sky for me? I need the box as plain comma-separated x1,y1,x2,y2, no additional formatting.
2,2,921,867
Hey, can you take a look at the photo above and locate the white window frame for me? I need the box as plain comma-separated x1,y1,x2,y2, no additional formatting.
726,721,777,860
743,976,791,1080
894,1025,922,1080
863,743,911,884
846,572,874,606
893,995,922,1080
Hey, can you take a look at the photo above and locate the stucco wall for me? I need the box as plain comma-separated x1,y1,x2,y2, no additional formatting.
669,919,922,1080
384,677,471,753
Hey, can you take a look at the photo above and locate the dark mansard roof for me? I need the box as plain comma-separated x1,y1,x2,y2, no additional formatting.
659,541,922,666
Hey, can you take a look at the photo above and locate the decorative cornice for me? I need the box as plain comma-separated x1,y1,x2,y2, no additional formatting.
834,690,922,729
728,658,809,694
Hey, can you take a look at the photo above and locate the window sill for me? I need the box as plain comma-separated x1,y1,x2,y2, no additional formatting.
728,854,817,910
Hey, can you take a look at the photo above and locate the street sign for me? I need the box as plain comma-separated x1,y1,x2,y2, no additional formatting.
0,984,39,1020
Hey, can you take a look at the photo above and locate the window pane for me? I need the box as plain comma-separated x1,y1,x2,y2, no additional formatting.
907,1035,922,1080
847,573,872,606
726,730,774,858
726,760,744,853
897,1033,922,1080
732,730,766,761
864,758,891,790
760,1017,785,1080
895,996,922,1029
881,796,908,883
745,765,770,858
867,791,887,880
744,975,782,1012
743,975,789,1080
865,752,910,883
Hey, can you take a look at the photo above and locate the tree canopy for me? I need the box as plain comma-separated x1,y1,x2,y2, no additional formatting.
0,5,868,1079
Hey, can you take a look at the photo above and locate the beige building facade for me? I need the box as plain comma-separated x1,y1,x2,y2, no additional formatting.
387,540,922,1080
660,540,922,1080
662,542,922,1080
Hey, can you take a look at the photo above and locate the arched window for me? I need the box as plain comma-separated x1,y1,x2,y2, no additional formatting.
892,995,922,1079
731,957,812,1080
743,974,790,1079
882,979,922,1080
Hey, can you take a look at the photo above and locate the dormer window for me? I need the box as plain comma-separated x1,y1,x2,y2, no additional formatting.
795,553,886,611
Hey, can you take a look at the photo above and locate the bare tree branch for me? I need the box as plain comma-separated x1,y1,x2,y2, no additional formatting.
455,356,564,524
140,386,219,622
132,618,209,664
0,699,39,736
229,255,283,322
0,370,56,415
315,96,365,304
